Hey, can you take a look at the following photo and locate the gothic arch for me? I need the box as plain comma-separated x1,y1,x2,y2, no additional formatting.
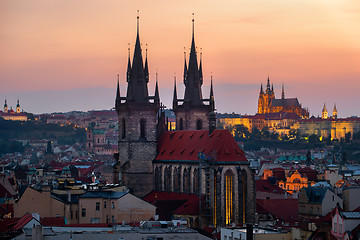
193,168,199,194
173,167,180,193
183,167,191,194
164,166,171,192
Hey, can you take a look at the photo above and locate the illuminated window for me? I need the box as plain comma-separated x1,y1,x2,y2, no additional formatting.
225,170,234,225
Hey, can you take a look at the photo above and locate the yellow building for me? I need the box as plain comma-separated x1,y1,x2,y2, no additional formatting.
278,170,315,194
292,117,360,140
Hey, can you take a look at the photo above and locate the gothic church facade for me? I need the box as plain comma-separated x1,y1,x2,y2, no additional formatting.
115,16,255,227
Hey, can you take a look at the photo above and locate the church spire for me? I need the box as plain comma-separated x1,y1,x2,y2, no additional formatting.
154,71,159,105
173,75,178,109
126,43,131,82
271,83,274,93
183,48,187,84
144,44,149,83
183,13,203,105
260,83,264,94
199,49,203,85
210,75,215,111
125,12,149,102
281,84,285,99
266,74,271,92
116,74,121,103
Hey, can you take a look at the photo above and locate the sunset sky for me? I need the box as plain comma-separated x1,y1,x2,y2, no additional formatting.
1,0,359,116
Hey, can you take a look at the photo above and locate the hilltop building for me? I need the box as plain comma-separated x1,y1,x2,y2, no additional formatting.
0,98,27,121
257,77,309,119
114,15,255,227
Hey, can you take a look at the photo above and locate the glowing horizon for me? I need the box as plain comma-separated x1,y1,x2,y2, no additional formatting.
1,0,359,116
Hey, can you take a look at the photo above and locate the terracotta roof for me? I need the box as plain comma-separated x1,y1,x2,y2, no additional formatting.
256,179,284,194
156,130,248,163
143,191,201,219
11,212,38,231
257,198,298,222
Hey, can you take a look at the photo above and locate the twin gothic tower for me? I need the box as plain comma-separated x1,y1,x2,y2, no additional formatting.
114,16,216,196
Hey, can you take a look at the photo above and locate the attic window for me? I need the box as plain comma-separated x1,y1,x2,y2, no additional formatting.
200,133,204,138
190,133,195,139
179,133,183,139
180,149,185,154
161,149,166,155
190,149,195,155
170,149,175,155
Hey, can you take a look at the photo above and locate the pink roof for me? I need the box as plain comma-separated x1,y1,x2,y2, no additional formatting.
156,130,248,163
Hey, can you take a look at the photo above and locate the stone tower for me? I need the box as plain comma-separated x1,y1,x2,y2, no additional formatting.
333,104,338,119
173,17,215,131
115,15,160,197
322,103,328,119
3,98,8,113
257,75,275,114
16,98,20,113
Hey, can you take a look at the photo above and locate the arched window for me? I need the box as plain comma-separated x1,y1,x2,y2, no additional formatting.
183,168,190,193
179,118,184,130
173,167,180,193
225,169,235,225
140,119,146,139
122,118,126,139
196,119,203,130
193,168,199,194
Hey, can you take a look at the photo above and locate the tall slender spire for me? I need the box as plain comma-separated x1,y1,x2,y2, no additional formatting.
183,47,187,84
173,75,178,109
126,43,131,82
281,84,285,99
271,83,274,93
266,74,271,92
260,83,264,94
199,49,203,85
144,44,149,82
210,75,215,111
154,71,159,105
183,13,203,105
4,98,7,108
116,74,121,102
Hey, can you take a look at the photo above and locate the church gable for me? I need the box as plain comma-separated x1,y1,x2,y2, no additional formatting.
155,129,248,163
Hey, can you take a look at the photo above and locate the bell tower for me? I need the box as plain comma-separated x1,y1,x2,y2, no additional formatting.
115,13,160,197
173,15,215,131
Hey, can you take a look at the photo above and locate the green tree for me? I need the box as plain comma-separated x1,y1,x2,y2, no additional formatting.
308,134,319,144
233,124,250,140
261,127,270,139
345,132,352,143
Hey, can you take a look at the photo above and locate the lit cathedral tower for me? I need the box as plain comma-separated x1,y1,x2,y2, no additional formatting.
114,14,160,197
173,16,215,131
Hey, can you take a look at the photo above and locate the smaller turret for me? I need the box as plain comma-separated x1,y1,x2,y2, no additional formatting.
322,103,328,119
4,98,8,113
16,98,20,113
332,104,338,119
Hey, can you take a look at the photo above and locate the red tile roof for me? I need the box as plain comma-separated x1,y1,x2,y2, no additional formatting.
256,179,284,194
257,198,298,222
10,212,38,231
156,130,248,163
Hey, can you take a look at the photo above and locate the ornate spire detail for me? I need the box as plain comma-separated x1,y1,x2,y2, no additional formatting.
173,75,178,109
266,74,271,92
183,14,203,105
281,84,285,99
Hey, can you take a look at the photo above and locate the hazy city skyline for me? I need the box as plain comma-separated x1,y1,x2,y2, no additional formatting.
1,0,359,116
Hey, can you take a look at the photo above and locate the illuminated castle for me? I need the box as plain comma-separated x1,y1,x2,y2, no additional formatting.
0,98,27,121
257,76,309,118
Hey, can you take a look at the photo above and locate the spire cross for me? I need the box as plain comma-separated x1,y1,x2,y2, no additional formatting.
137,10,139,34
192,13,195,36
